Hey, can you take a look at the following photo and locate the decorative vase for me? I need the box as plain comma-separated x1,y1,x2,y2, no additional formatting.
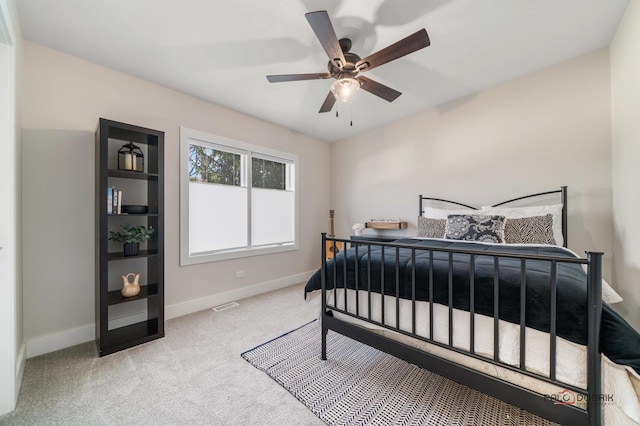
120,273,141,297
355,229,364,236
123,242,139,256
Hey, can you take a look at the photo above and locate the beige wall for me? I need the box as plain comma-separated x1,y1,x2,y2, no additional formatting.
611,1,640,330
331,49,614,280
21,41,330,354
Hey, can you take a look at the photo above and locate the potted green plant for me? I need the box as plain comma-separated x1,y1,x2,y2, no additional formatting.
109,223,155,256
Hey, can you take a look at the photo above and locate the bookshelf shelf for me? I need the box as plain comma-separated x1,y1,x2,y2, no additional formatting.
102,319,160,356
108,169,159,180
108,214,159,217
107,283,159,306
106,249,159,261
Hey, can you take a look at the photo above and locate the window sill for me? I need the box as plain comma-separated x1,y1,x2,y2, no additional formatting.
180,243,298,266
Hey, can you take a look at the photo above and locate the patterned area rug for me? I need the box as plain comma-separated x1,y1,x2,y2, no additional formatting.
242,320,556,426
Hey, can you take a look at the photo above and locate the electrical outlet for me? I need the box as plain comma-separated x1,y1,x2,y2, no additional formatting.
235,270,245,279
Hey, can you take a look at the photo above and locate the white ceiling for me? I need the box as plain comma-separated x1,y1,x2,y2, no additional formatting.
17,0,628,142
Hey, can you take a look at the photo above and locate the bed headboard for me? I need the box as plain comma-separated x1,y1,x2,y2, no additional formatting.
418,186,568,247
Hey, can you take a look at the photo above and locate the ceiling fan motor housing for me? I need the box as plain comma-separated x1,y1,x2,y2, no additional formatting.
328,52,361,79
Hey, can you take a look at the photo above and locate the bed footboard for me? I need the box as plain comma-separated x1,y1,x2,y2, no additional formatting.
319,233,604,426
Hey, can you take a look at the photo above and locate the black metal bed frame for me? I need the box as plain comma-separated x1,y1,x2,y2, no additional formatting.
320,186,603,425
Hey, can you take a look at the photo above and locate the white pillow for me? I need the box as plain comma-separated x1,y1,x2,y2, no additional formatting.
559,246,623,304
602,281,623,304
480,204,564,247
422,206,479,220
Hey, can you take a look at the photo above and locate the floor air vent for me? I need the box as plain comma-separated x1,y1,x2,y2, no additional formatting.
212,302,240,312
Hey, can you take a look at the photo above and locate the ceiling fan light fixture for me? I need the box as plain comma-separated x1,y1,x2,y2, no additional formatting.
331,77,360,103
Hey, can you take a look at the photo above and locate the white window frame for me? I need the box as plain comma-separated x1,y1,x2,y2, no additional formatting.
180,127,299,265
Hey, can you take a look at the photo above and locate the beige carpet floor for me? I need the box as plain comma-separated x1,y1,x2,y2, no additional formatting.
0,283,324,426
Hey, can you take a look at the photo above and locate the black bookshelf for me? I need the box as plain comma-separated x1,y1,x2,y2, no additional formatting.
95,118,164,356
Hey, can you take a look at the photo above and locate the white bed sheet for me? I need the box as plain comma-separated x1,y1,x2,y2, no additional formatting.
318,289,640,425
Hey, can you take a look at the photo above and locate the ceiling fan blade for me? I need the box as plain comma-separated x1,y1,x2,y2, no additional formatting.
356,28,430,73
357,76,401,102
319,91,336,113
305,11,346,69
266,73,332,83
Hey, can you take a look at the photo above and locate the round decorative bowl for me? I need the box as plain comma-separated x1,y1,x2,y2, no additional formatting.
121,205,149,214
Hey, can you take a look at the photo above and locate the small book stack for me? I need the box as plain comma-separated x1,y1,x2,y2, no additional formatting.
107,186,123,215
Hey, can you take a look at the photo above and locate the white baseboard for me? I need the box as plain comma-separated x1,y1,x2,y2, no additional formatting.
26,271,315,358
26,323,94,358
15,343,25,396
165,270,314,320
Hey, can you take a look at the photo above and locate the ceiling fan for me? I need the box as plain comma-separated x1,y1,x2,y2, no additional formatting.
266,10,430,113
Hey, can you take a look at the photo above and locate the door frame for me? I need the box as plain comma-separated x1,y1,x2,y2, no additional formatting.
0,0,19,416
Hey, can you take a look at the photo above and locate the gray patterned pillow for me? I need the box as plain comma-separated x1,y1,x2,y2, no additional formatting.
445,214,506,243
417,216,446,239
504,214,556,245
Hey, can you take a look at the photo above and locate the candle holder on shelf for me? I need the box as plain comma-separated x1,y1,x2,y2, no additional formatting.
117,142,144,172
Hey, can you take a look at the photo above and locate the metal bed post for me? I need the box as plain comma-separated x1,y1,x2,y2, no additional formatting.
561,186,568,247
321,232,328,361
587,251,603,426
549,261,558,381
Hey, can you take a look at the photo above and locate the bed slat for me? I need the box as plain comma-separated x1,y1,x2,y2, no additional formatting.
520,259,527,370
494,257,500,362
343,243,348,311
355,245,359,316
550,261,558,381
429,250,434,341
470,254,476,354
381,246,385,325
448,252,454,347
411,249,416,335
395,247,400,330
367,245,372,321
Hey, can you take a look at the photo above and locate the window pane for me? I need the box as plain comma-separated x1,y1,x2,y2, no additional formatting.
252,157,286,190
189,144,241,186
189,182,247,254
251,187,295,246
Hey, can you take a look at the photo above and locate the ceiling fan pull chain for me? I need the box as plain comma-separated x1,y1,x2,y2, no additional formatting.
336,104,339,118
350,107,353,127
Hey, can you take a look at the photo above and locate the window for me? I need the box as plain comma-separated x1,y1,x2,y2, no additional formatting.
180,127,298,265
